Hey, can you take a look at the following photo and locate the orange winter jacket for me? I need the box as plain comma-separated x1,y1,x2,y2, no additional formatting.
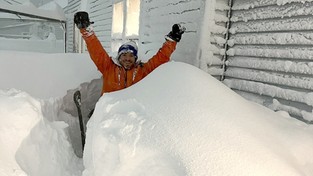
82,32,177,95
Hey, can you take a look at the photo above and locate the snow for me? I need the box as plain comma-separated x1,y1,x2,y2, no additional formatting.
231,0,313,10
1,0,313,175
0,89,83,176
0,37,65,53
1,50,313,175
0,51,100,99
82,62,313,176
196,0,216,71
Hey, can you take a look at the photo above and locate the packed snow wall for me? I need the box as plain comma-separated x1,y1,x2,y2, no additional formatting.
224,0,313,123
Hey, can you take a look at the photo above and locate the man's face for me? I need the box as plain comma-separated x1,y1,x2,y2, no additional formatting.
119,52,136,70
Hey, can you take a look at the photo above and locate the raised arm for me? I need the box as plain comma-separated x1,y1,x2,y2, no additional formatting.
144,24,185,72
81,29,112,74
144,40,177,72
74,11,112,74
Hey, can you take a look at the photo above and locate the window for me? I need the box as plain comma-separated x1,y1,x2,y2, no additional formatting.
111,0,140,54
126,0,140,37
112,1,124,39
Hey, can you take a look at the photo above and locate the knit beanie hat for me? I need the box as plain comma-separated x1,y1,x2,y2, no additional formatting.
116,41,138,60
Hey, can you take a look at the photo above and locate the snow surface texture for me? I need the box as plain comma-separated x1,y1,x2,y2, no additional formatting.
0,50,102,157
0,89,82,176
83,62,313,176
0,50,100,99
1,51,313,175
0,36,65,53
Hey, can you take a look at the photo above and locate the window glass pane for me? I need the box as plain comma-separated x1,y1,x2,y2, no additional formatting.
126,0,140,37
112,1,124,39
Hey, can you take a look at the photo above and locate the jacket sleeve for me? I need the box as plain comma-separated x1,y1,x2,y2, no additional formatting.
144,40,177,73
81,29,112,74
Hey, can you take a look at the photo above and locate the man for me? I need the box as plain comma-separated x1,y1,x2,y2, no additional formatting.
74,11,185,95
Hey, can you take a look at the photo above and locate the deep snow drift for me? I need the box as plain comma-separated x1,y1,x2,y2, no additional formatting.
0,50,100,99
82,62,313,176
0,89,83,176
1,52,313,176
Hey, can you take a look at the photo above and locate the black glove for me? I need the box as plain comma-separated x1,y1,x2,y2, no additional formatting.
74,11,94,29
166,24,186,42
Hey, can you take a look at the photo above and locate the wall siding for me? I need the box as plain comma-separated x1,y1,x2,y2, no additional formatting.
87,0,113,53
207,0,231,79
139,0,202,64
64,0,112,54
64,0,81,53
224,0,313,122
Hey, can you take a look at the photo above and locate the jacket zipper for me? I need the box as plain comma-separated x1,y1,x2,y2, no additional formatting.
120,67,137,88
124,70,127,88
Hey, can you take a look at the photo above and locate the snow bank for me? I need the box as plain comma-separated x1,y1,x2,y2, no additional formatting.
0,89,36,176
0,51,101,99
0,37,65,53
83,62,313,176
1,60,313,176
0,89,82,176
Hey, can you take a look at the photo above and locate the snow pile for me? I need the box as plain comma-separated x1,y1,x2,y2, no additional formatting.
0,51,100,99
0,89,82,176
1,51,313,175
82,62,313,176
0,37,65,53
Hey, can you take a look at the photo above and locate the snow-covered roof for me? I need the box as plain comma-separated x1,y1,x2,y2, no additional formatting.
0,2,66,22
